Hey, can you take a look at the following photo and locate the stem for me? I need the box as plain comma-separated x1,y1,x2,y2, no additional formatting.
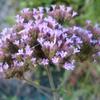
57,71,70,91
57,76,68,91
46,66,59,100
23,77,51,100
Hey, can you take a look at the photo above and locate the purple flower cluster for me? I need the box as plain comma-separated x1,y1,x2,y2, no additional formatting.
0,5,100,78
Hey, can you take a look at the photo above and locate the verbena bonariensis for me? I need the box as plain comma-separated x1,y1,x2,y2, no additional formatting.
0,5,100,79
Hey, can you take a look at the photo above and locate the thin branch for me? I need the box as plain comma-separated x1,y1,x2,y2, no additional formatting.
23,77,51,92
23,77,51,100
57,71,70,91
46,66,59,100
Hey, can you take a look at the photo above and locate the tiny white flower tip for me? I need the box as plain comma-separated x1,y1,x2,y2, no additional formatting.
45,7,50,12
21,8,30,13
72,11,77,17
3,63,9,70
38,7,44,12
19,62,24,66
14,40,20,45
64,63,75,70
73,26,79,31
0,67,3,72
31,58,36,64
73,48,80,54
41,59,49,65
86,20,91,24
25,45,33,56
17,49,24,55
59,5,65,11
52,57,59,64
66,7,72,12
51,5,56,10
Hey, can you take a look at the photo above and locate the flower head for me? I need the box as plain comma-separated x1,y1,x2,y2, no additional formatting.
0,5,99,78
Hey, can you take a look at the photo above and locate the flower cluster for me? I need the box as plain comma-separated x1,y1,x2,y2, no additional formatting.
0,5,100,78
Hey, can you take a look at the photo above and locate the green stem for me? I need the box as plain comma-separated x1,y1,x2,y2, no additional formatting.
57,71,70,91
23,77,51,100
46,66,59,100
